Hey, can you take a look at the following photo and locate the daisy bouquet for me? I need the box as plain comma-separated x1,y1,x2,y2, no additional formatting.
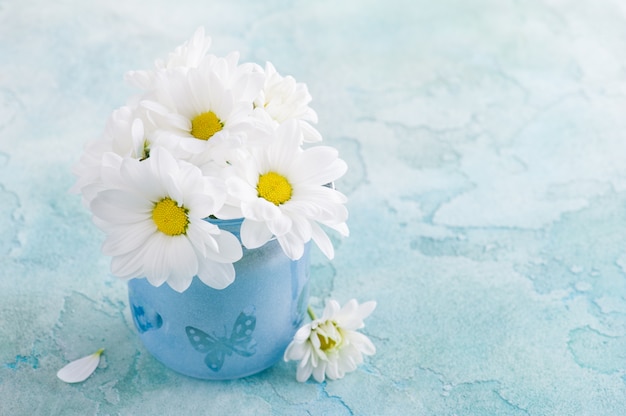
72,28,349,293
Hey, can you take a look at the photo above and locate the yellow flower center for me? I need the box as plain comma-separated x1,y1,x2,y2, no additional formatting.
152,198,189,236
257,172,293,205
190,111,223,140
317,332,339,351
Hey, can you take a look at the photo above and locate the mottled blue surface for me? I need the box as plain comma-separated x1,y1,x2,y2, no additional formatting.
2,0,626,414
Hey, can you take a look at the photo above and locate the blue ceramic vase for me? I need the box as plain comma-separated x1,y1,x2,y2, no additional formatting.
127,218,311,380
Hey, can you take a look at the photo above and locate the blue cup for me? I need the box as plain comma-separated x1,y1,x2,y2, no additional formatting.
127,218,311,380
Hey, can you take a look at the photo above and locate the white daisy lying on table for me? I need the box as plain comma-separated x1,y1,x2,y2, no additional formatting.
285,299,377,382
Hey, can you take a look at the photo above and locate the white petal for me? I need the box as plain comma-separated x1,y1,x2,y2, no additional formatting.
294,185,347,206
186,224,215,257
95,189,153,213
268,120,300,172
300,121,322,143
213,202,244,220
310,221,334,260
325,357,341,380
210,231,244,263
284,340,310,362
322,299,341,320
110,248,145,279
281,200,320,218
336,300,376,329
290,147,347,186
226,176,256,203
357,300,377,320
188,220,221,253
276,232,305,260
242,198,281,222
102,221,155,256
118,154,164,201
326,221,350,237
57,349,104,383
312,362,327,383
153,151,185,203
185,192,221,220
141,233,172,287
90,195,150,225
337,345,360,373
296,360,314,383
292,323,313,342
196,259,235,289
163,237,198,293
267,213,293,237
299,345,314,369
346,331,376,356
240,219,273,249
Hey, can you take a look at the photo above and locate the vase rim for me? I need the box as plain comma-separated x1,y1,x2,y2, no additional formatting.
205,217,244,226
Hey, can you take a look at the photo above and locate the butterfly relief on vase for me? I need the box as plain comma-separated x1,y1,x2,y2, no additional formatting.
131,303,163,333
185,306,257,372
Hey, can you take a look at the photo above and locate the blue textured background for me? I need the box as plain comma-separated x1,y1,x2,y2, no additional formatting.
2,0,626,414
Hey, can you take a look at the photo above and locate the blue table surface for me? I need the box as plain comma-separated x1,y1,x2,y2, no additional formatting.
2,0,626,414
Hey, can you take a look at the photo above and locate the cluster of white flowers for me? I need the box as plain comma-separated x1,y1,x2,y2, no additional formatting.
72,28,349,293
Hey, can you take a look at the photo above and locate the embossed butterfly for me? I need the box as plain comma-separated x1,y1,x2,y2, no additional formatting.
130,304,163,333
185,307,257,372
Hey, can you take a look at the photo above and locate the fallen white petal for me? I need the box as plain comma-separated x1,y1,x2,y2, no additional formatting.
57,349,104,383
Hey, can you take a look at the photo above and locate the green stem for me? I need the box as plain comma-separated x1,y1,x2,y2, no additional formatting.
307,306,317,321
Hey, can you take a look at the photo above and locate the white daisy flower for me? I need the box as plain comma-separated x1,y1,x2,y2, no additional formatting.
254,62,322,143
284,299,376,383
57,349,104,383
125,27,213,90
71,105,152,205
90,147,243,292
223,120,349,260
141,54,266,165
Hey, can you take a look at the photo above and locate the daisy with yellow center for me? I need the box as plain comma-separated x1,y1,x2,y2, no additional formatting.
90,147,243,292
223,120,349,260
284,299,377,383
140,54,266,166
